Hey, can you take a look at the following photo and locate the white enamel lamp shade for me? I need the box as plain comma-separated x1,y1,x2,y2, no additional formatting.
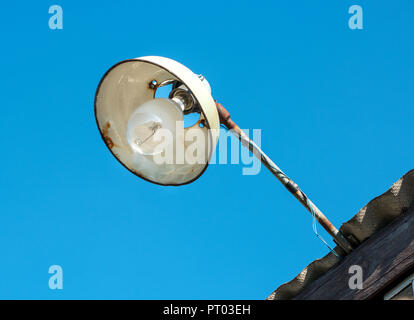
94,56,220,186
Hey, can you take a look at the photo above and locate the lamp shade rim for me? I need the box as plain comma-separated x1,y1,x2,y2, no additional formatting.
94,57,220,186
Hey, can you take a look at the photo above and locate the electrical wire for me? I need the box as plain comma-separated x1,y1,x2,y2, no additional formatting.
307,198,340,258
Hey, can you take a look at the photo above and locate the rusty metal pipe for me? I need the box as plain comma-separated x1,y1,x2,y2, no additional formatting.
216,102,353,255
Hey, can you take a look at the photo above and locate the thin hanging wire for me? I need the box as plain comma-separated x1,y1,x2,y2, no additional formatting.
307,198,340,258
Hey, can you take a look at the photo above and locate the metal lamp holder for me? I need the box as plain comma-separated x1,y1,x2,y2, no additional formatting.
95,56,353,255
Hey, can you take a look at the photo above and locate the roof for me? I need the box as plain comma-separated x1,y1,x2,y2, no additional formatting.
267,169,414,300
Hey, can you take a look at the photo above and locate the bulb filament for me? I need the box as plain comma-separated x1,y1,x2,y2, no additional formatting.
136,122,162,146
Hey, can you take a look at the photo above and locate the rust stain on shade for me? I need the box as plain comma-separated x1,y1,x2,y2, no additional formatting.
102,121,115,149
104,136,114,149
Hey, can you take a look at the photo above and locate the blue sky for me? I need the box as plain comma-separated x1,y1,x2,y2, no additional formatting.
0,1,413,299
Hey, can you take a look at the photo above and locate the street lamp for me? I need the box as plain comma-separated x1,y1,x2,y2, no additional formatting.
94,56,353,255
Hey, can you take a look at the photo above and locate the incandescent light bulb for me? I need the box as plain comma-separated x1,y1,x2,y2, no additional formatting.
126,98,184,156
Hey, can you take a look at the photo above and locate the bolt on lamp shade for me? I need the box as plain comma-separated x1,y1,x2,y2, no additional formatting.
94,56,220,186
